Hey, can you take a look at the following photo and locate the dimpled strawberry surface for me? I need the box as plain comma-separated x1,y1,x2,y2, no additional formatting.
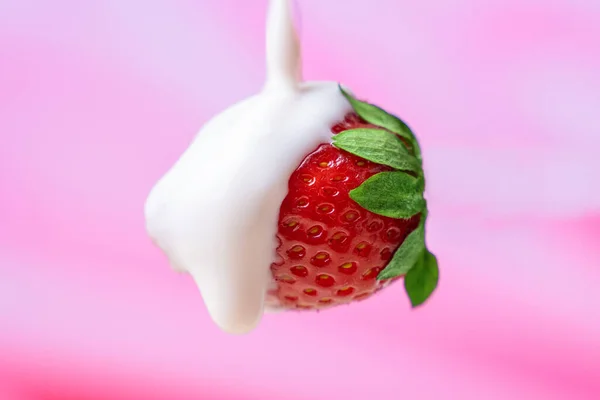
271,113,421,310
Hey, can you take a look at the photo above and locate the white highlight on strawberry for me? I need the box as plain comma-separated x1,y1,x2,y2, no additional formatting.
144,0,351,334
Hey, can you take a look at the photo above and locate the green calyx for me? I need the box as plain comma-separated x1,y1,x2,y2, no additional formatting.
336,85,438,308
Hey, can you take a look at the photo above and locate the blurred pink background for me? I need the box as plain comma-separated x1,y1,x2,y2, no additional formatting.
1,0,599,399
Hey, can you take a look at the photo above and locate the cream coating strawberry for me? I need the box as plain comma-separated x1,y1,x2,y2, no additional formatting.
144,0,438,334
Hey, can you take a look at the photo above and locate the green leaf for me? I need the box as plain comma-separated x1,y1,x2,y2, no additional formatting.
419,206,428,229
349,171,425,218
332,128,421,173
339,85,421,159
404,250,439,307
377,226,425,280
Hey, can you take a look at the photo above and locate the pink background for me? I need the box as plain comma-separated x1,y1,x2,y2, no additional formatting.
1,0,599,399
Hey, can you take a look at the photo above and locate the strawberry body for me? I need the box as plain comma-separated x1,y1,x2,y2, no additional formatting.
270,113,420,310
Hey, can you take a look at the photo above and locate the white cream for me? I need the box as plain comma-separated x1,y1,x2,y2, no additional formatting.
144,0,351,334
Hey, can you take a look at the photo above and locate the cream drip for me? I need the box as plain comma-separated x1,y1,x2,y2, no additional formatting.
144,0,351,334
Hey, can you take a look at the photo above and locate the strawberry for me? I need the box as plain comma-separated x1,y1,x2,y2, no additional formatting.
270,86,439,310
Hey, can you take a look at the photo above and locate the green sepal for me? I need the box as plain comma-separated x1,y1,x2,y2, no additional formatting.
349,171,425,218
339,85,421,160
332,128,421,173
404,250,439,307
377,224,425,280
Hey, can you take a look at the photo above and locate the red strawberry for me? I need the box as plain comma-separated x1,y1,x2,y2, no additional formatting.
270,87,439,310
